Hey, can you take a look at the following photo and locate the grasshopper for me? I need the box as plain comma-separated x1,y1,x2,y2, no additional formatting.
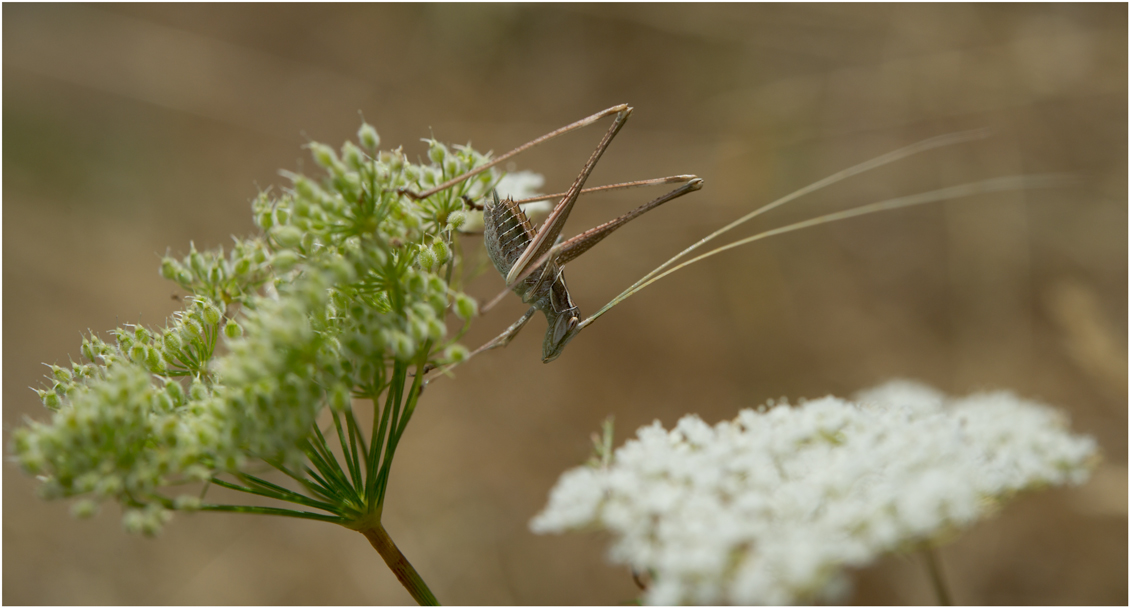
404,104,701,362
402,105,1067,365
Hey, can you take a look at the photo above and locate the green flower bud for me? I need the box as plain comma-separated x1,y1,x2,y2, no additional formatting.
454,293,478,320
122,510,148,535
50,365,73,383
271,225,303,249
428,141,448,165
358,122,380,151
252,244,268,264
200,302,222,326
342,141,365,171
426,317,446,341
185,465,213,482
95,475,122,498
223,320,243,339
155,390,174,412
407,316,430,342
432,240,450,266
81,337,97,362
272,250,301,272
71,362,92,380
189,378,208,401
38,389,61,410
447,210,467,230
407,272,426,295
163,331,183,353
173,495,202,511
71,499,99,519
325,256,356,283
188,249,207,277
274,205,292,225
160,257,183,281
416,246,438,270
256,207,275,229
427,275,447,297
146,347,164,371
133,326,150,343
233,256,252,276
308,142,339,170
390,331,414,360
129,343,148,364
292,196,311,218
330,384,351,412
185,318,204,338
444,344,470,363
165,379,185,407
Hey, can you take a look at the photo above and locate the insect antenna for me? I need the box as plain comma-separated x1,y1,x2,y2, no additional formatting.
579,133,1074,330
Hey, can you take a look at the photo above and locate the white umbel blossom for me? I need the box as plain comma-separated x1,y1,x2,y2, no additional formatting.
494,170,546,201
458,170,551,233
531,380,1098,605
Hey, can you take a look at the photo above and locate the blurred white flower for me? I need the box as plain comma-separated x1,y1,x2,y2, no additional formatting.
458,170,551,233
495,170,546,200
531,380,1098,605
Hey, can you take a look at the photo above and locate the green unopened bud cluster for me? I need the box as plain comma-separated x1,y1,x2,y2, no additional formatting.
160,239,271,306
13,118,507,534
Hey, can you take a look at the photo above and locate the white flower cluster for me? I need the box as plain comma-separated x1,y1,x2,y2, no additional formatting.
530,380,1098,605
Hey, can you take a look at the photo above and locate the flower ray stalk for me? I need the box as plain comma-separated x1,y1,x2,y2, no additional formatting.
923,547,953,606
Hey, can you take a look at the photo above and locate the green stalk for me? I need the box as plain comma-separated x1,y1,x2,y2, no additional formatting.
359,523,439,605
199,503,347,524
377,346,429,505
332,410,363,493
215,475,338,513
367,361,406,509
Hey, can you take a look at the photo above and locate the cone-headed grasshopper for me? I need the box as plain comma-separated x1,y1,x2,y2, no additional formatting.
405,105,701,362
402,105,1067,365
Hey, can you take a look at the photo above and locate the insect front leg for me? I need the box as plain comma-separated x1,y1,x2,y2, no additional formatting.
464,306,538,360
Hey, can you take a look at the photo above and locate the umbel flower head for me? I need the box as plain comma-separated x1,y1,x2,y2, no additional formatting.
13,120,541,535
530,380,1098,605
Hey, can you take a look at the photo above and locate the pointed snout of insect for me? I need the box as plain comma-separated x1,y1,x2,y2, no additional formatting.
542,315,581,363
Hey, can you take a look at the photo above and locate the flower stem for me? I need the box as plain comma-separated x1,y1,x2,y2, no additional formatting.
922,546,953,605
360,523,439,605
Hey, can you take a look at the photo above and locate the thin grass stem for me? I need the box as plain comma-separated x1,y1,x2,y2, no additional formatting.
923,546,953,606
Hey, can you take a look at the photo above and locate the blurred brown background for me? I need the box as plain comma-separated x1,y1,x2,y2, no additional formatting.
4,4,1126,605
